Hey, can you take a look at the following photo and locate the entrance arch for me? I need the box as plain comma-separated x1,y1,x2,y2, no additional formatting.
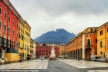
85,48,92,59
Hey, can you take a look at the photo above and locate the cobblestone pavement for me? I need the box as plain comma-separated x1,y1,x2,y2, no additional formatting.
59,59,108,72
0,59,108,72
0,60,48,69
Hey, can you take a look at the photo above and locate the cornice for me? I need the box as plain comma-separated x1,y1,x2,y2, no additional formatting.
97,22,108,30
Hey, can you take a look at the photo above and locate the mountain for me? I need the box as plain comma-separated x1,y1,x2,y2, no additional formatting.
34,29,76,44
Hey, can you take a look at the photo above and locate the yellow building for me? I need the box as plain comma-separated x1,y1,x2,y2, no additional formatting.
23,21,31,60
18,17,25,60
59,44,65,58
97,22,108,60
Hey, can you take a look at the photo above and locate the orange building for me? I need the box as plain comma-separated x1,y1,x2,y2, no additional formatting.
82,27,97,59
59,44,65,58
65,27,97,60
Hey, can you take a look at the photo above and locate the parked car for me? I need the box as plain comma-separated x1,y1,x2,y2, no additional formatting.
41,57,44,60
91,55,100,60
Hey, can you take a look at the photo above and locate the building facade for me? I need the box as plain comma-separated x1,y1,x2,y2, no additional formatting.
30,38,33,59
0,0,19,63
23,21,31,60
59,44,65,58
0,0,31,63
18,17,25,60
65,27,97,60
33,40,36,59
97,22,108,60
36,44,60,59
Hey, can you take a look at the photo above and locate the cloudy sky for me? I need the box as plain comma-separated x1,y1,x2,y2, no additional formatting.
10,0,108,39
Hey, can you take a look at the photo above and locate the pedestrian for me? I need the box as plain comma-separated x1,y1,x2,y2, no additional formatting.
78,56,79,61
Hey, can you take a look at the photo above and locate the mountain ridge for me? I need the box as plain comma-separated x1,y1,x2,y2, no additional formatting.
34,29,76,44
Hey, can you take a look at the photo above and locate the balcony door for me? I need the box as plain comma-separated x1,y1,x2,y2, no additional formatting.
87,39,91,46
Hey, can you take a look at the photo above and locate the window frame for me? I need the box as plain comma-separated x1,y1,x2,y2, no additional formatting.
0,20,2,28
0,7,2,14
100,41,102,48
4,23,6,31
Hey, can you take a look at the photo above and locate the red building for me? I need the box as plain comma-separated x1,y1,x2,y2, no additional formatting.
0,0,19,60
30,38,33,59
36,44,60,59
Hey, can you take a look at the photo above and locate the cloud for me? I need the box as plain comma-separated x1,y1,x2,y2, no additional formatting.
9,0,108,39
33,0,108,15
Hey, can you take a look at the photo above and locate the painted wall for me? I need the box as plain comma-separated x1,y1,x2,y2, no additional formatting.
97,23,108,59
5,53,20,62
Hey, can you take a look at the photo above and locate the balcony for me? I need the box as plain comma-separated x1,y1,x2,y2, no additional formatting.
85,44,92,47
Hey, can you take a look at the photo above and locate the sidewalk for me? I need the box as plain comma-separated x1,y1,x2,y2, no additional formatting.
0,59,37,65
85,59,108,63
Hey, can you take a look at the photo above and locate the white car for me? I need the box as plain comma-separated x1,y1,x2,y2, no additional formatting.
41,57,44,60
91,55,100,60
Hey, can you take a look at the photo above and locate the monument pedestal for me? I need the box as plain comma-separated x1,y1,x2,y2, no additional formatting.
50,44,56,60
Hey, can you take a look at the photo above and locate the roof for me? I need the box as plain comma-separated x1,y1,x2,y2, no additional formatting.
24,20,31,29
97,22,108,30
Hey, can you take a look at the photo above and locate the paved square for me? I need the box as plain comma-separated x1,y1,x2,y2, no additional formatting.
0,59,108,72
59,59,108,72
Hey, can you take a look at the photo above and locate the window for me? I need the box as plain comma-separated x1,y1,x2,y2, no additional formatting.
4,12,6,18
0,0,2,2
0,36,1,42
0,20,2,28
87,39,91,46
100,52,102,54
18,42,20,48
100,30,103,35
4,24,6,30
12,41,14,46
107,28,108,32
90,29,93,32
16,32,18,37
8,26,10,33
8,15,10,21
0,36,2,46
22,36,24,40
12,30,14,35
94,29,97,32
5,4,7,7
0,7,2,14
100,41,102,47
19,27,20,30
87,34,91,37
96,39,97,43
8,39,10,45
16,42,18,48
4,38,6,44
17,24,18,28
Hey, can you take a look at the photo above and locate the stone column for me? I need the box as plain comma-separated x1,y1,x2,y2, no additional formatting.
82,34,85,59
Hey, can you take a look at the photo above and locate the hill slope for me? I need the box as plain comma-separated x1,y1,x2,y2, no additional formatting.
34,29,76,44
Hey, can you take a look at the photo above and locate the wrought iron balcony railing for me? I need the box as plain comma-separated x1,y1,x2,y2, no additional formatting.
85,44,92,47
